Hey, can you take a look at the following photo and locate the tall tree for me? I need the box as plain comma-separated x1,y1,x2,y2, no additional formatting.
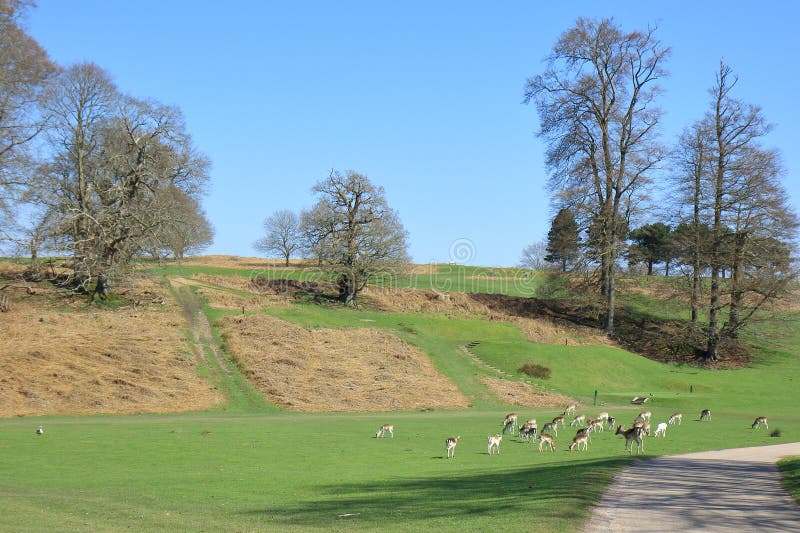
40,63,210,298
544,208,580,272
525,18,670,334
671,122,714,326
692,62,798,360
306,170,409,306
254,209,302,266
0,0,57,230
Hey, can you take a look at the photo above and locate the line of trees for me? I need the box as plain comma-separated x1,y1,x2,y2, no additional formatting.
0,2,213,298
254,170,409,306
524,18,798,362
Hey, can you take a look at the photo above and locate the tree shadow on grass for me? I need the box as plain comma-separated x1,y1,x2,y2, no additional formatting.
239,456,632,529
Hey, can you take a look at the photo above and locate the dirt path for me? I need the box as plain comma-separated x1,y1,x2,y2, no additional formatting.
584,442,800,532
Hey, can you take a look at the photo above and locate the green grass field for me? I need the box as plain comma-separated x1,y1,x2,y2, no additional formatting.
2,264,798,531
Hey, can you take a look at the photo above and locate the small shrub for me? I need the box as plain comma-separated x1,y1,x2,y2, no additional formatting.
771,428,782,438
519,362,551,380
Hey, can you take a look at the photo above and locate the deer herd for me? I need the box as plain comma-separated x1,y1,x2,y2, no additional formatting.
374,405,771,459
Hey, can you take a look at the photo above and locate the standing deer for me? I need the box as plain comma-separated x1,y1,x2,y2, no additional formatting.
487,434,502,455
541,421,558,437
752,416,768,429
700,409,711,421
563,404,577,417
616,425,645,455
445,436,461,458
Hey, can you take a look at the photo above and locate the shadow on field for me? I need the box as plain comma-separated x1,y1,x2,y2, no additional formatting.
239,456,632,528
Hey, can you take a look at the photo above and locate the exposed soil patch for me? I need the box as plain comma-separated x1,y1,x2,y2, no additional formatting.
480,377,576,408
219,314,469,412
0,302,222,417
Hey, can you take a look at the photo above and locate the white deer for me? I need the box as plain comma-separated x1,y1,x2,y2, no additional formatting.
538,433,556,452
616,425,645,455
445,436,461,458
637,411,652,422
488,434,502,455
653,422,668,438
375,424,394,438
752,416,769,429
668,413,683,425
568,433,589,451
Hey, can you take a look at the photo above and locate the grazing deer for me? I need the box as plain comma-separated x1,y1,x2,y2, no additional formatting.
575,427,592,443
519,420,537,442
568,433,589,451
637,411,652,422
668,413,683,425
563,404,577,417
570,414,586,427
597,412,610,422
700,409,711,421
488,434,502,455
541,421,558,437
587,418,604,433
445,436,461,458
653,422,667,438
538,433,556,452
502,413,518,435
752,416,769,429
375,424,394,438
616,425,645,455
552,415,566,428
36,426,44,436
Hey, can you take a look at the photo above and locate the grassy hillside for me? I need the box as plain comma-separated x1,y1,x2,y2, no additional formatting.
1,256,798,532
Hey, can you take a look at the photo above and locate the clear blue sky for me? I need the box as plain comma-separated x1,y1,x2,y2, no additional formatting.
26,1,800,266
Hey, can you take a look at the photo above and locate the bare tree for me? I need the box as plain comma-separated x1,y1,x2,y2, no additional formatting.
518,240,548,270
673,62,799,361
525,18,670,334
39,63,210,298
254,210,301,266
306,170,409,306
143,186,214,262
0,0,57,230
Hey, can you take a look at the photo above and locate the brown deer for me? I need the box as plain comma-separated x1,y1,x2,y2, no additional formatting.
538,433,556,452
616,425,645,455
752,416,768,429
568,433,589,451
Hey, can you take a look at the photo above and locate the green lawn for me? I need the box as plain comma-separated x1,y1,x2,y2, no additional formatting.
778,457,800,505
2,265,798,531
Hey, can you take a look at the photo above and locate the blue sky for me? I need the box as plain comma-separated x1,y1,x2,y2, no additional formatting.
26,1,800,266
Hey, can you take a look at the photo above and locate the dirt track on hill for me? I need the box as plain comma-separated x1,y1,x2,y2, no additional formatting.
584,442,800,532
